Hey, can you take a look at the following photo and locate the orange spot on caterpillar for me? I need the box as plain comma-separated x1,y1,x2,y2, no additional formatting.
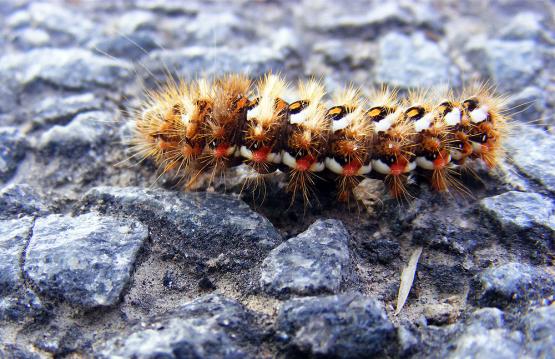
295,155,316,172
390,158,408,176
252,146,271,163
214,143,230,159
433,150,450,170
342,160,362,177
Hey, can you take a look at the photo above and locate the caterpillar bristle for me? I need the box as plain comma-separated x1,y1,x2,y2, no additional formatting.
241,74,288,174
130,73,511,207
326,86,373,201
283,79,329,205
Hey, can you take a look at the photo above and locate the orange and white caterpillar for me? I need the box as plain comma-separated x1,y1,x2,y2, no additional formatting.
130,73,508,204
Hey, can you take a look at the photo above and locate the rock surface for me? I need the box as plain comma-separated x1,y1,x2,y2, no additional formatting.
276,293,396,358
506,124,555,193
1,1,555,357
0,127,26,183
82,186,282,271
0,184,50,219
24,212,148,308
480,191,555,233
98,294,262,358
260,219,351,297
0,217,45,322
471,262,555,309
0,217,33,295
375,32,458,88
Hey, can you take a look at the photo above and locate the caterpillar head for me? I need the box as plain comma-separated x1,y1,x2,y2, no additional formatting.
461,88,508,168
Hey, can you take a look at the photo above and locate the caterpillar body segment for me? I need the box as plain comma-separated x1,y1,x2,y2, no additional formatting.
325,87,373,201
131,73,509,204
370,90,418,198
199,74,251,173
240,74,289,174
405,90,454,192
282,80,330,204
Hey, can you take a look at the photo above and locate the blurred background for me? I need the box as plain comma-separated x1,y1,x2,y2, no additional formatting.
1,0,553,126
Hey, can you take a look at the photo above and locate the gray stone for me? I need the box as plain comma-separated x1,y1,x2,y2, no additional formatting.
186,12,253,44
98,294,262,358
23,212,148,308
469,307,506,330
81,186,282,271
500,12,543,40
412,205,486,254
136,0,199,15
0,344,41,359
30,93,103,128
480,191,555,233
89,32,160,61
0,127,27,183
303,2,442,38
276,292,396,358
506,124,555,193
0,73,20,117
375,32,458,89
471,262,555,309
0,288,45,323
7,3,94,43
361,238,400,264
143,46,288,83
0,48,133,91
397,325,420,357
446,307,520,358
37,111,114,155
0,217,45,322
109,10,157,35
506,86,546,124
487,40,543,92
0,217,33,295
423,303,459,326
260,219,350,297
448,324,524,359
11,28,51,49
521,305,555,358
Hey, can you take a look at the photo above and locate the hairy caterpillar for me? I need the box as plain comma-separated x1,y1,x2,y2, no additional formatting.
130,73,508,204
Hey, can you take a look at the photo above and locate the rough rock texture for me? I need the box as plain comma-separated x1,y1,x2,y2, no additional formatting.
0,217,45,322
480,191,554,262
98,294,263,358
0,217,33,295
260,219,351,297
0,184,50,219
276,293,396,358
24,212,148,308
471,262,555,309
480,191,555,233
1,1,555,357
520,305,555,358
375,32,459,88
82,186,282,272
506,124,555,192
0,127,26,183
448,308,525,359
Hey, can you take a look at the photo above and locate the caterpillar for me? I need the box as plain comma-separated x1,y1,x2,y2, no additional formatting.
130,73,508,204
